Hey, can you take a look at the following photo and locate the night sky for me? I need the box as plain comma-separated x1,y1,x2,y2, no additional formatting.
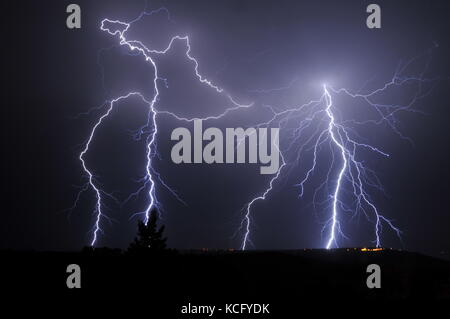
1,0,449,258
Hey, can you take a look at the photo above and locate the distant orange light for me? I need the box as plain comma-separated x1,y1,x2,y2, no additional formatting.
361,247,383,252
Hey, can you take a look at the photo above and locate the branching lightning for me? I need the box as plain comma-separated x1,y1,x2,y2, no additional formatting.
71,5,439,250
73,7,251,246
240,48,438,249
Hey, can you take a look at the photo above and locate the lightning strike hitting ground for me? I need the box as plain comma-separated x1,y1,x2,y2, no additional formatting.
240,49,438,249
74,7,251,245
239,133,286,250
79,92,153,245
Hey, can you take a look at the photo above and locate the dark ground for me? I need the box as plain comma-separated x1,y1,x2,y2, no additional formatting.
2,249,449,314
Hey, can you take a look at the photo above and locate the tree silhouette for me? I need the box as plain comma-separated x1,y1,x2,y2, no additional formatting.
128,208,167,253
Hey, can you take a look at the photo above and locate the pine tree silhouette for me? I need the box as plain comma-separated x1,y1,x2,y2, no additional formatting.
128,208,167,253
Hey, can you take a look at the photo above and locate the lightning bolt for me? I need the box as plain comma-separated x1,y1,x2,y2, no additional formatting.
321,84,400,248
73,6,252,246
79,92,153,245
239,132,286,250
240,47,438,249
